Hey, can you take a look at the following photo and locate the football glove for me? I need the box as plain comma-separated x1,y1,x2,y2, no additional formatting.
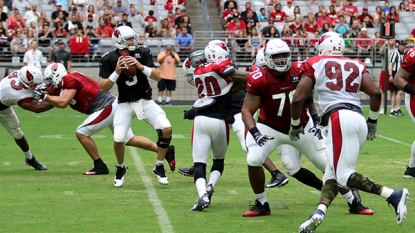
289,124,305,141
33,89,45,100
249,127,274,146
366,119,377,141
308,123,323,140
183,108,197,120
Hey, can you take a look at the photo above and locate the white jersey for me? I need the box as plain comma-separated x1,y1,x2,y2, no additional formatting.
0,70,34,107
300,56,366,117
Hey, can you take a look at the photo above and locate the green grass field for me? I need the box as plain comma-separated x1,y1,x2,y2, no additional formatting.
1,106,414,233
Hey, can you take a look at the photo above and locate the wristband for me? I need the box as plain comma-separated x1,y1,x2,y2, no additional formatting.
142,66,152,77
43,94,48,100
404,83,415,95
291,118,300,126
368,110,379,121
109,71,119,83
249,127,260,137
311,113,320,125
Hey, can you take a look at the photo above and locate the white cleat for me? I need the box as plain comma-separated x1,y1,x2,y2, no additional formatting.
114,165,127,188
299,209,325,233
386,188,409,225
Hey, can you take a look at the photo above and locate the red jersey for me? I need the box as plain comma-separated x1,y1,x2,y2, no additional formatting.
304,23,318,33
316,16,333,29
246,62,308,134
63,72,99,113
341,5,358,17
97,26,113,38
400,48,415,99
269,11,287,22
356,35,372,48
144,16,157,22
227,20,247,31
289,23,303,35
356,13,374,22
294,34,308,48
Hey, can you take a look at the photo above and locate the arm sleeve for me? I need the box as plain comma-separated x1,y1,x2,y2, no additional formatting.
246,71,264,95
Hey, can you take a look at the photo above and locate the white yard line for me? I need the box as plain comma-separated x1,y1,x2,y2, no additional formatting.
377,135,413,147
129,147,174,233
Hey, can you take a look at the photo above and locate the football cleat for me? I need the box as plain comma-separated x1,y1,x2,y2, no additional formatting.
190,193,210,211
242,199,271,217
206,183,214,201
397,109,404,116
164,145,176,171
114,165,127,188
386,188,409,225
404,166,415,179
348,188,374,215
298,209,325,233
25,156,47,170
265,170,289,188
178,166,194,177
153,164,169,185
83,164,109,175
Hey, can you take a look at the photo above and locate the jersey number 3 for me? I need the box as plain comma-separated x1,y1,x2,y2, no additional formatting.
325,61,359,93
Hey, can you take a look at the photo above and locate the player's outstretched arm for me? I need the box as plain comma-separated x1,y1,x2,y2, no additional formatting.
360,72,381,112
43,89,77,109
19,100,54,113
394,67,415,95
229,70,249,85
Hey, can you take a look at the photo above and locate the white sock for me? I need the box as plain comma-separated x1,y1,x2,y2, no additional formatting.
207,170,221,187
158,96,162,102
118,163,124,168
380,187,394,199
166,96,171,102
317,204,328,214
255,192,267,205
156,160,164,165
342,190,355,204
409,141,415,168
195,178,206,197
24,150,33,159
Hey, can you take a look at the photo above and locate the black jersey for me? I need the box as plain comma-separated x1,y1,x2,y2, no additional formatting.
99,46,156,103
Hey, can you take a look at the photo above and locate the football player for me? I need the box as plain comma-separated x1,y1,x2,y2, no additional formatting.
242,38,373,217
33,63,175,177
291,32,408,232
0,66,52,170
189,41,249,211
179,48,289,189
98,26,174,187
394,45,415,178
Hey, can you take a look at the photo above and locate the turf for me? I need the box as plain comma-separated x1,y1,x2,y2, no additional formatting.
0,106,414,233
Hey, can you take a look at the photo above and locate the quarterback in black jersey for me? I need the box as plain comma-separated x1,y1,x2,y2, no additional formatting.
99,26,174,187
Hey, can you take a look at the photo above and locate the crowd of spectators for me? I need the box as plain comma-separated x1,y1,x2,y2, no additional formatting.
0,0,190,63
222,0,415,61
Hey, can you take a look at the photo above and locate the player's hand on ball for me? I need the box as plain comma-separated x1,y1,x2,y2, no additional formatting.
124,56,143,70
289,124,304,141
115,56,128,74
33,89,45,100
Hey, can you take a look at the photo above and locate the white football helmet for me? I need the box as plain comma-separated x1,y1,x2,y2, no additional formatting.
44,63,68,88
204,44,229,63
112,26,138,51
182,58,195,86
207,40,231,57
317,31,345,56
189,48,206,68
18,66,44,90
255,47,266,69
264,39,291,72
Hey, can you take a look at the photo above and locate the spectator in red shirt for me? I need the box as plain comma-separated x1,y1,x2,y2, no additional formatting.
356,27,372,60
145,10,157,22
7,13,25,31
304,15,318,36
310,31,320,48
227,16,246,32
97,19,113,37
289,16,303,35
386,6,400,23
221,0,236,22
281,24,293,48
316,10,332,29
411,28,415,38
327,5,339,26
357,7,374,23
269,4,287,23
293,27,308,60
341,0,358,22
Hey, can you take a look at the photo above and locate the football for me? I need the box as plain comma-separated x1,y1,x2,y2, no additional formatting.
121,56,137,77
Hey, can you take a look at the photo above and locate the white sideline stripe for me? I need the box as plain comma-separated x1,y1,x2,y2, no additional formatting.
3,162,11,166
377,135,412,147
129,147,174,233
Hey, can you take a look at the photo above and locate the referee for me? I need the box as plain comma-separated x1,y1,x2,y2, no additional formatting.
388,40,406,116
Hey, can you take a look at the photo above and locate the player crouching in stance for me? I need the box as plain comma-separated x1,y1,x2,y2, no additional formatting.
290,32,408,233
0,66,51,170
98,26,174,186
33,63,175,183
189,41,249,211
242,39,373,218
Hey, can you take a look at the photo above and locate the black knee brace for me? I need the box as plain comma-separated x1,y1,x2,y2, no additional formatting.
156,129,172,148
210,158,224,175
193,162,207,182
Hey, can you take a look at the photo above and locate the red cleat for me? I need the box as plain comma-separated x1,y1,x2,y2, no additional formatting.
165,145,176,171
242,200,271,217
